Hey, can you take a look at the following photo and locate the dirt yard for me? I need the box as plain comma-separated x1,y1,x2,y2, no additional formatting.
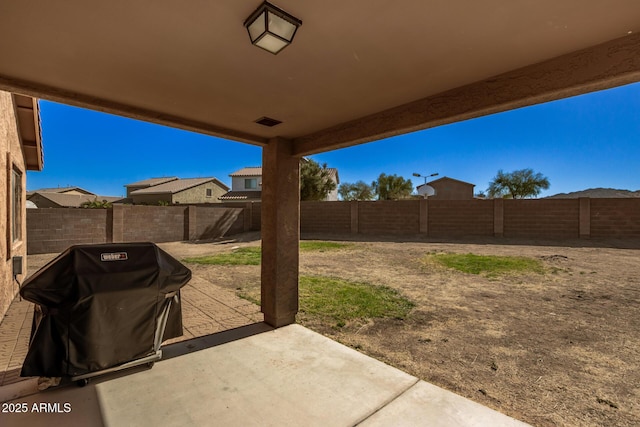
162,233,638,426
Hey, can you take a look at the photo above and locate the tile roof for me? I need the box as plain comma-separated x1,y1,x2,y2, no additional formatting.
426,176,475,187
219,191,262,201
125,177,178,188
130,177,229,195
27,186,94,195
229,167,262,177
32,193,122,208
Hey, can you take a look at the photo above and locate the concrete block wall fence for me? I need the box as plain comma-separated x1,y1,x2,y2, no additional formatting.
27,204,248,254
426,199,494,237
27,198,640,254
295,198,638,238
26,208,110,254
503,199,580,238
590,198,640,238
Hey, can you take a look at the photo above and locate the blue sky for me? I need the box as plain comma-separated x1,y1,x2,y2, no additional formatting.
28,82,640,198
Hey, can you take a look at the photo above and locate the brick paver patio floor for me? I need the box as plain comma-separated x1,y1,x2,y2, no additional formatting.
0,254,262,388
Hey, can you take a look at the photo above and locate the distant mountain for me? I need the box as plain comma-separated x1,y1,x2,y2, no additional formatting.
546,188,640,199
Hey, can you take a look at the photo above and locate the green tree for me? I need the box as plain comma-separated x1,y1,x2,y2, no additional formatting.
372,173,414,200
338,181,375,201
81,198,112,209
487,168,550,199
300,159,337,201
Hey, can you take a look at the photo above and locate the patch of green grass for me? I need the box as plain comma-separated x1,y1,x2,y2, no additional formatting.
183,241,351,266
183,246,261,266
426,253,544,277
299,241,351,251
299,275,414,322
237,275,414,325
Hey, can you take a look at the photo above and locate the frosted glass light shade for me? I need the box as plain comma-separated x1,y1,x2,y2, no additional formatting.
244,2,302,54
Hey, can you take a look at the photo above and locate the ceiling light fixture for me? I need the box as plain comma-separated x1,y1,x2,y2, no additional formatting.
244,2,302,55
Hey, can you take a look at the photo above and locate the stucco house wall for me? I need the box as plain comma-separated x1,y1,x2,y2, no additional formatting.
231,175,262,192
326,179,339,201
0,92,28,317
130,193,173,205
428,177,475,200
219,171,262,202
173,181,227,204
130,178,228,205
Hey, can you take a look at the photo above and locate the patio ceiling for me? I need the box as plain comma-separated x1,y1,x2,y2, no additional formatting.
1,1,639,155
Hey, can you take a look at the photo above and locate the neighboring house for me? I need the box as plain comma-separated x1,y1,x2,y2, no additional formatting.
128,177,229,205
219,167,263,202
220,165,340,202
27,186,94,196
1,91,43,318
124,177,178,198
28,192,122,208
27,186,121,208
418,177,475,200
324,168,340,201
299,158,340,201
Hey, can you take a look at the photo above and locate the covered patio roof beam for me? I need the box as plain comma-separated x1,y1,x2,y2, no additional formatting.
292,33,640,156
0,75,268,147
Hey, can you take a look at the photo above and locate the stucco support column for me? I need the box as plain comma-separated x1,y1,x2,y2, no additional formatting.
261,137,300,327
579,197,591,238
493,198,504,237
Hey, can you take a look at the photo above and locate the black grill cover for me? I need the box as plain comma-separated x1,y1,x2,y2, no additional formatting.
20,242,191,377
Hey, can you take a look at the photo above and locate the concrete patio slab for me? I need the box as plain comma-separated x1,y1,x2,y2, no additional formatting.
359,380,529,427
0,324,529,426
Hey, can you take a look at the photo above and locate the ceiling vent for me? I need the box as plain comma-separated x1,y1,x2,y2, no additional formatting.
255,117,282,127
